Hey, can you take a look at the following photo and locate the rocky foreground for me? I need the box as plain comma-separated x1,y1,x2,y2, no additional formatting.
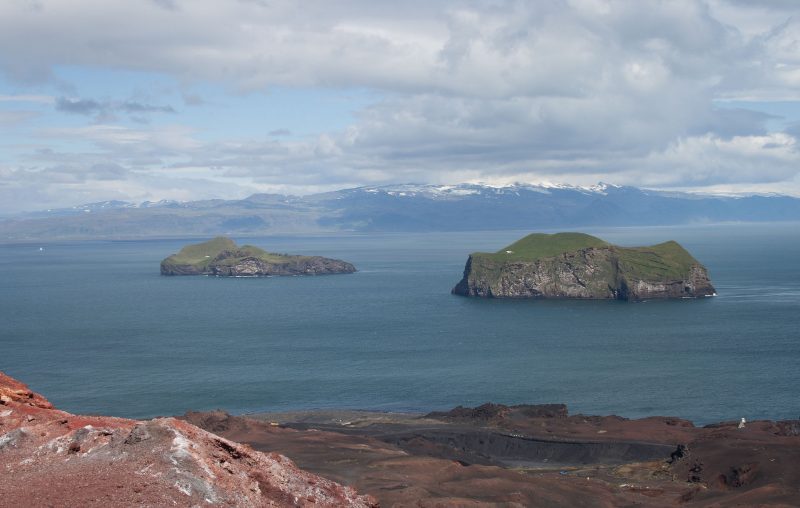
4,372,799,507
0,372,375,507
186,405,800,507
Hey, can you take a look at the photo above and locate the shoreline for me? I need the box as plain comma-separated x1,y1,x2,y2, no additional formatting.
240,406,778,429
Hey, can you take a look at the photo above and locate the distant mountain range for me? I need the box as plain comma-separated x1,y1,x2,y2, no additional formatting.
3,183,800,241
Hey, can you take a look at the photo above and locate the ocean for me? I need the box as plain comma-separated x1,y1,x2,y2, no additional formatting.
1,223,798,425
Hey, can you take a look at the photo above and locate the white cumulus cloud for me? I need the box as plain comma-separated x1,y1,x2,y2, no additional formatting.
0,0,799,211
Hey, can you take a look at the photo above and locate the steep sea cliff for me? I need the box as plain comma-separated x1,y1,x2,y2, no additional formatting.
453,232,715,300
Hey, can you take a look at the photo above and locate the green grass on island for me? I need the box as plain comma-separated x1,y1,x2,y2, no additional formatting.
482,232,610,262
471,232,701,281
163,236,310,270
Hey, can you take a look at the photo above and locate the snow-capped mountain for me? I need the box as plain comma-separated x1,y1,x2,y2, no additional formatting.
4,182,800,241
348,182,624,199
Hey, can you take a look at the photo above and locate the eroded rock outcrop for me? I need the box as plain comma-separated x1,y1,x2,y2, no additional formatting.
0,371,376,507
453,232,715,300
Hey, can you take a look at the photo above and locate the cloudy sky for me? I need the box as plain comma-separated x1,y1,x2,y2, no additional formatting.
1,0,800,212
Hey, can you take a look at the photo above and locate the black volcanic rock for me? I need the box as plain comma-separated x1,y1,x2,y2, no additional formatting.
426,403,569,422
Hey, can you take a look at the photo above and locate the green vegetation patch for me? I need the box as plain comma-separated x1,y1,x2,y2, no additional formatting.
614,241,698,281
163,236,235,270
163,236,307,269
473,232,610,263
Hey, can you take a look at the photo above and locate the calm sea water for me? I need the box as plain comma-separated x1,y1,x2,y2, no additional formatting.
1,223,799,425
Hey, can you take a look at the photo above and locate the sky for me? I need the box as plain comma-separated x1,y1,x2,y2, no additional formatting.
1,0,800,213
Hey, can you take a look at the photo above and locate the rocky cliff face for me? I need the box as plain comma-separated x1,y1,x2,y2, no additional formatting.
453,246,715,300
203,254,356,277
161,253,356,276
0,371,376,507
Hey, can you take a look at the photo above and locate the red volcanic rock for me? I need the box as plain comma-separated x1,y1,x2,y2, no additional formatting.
0,371,53,409
0,372,377,507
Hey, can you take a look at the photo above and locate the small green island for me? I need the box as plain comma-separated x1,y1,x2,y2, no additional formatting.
160,237,356,276
452,232,715,300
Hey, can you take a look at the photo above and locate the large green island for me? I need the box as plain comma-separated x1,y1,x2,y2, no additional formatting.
452,232,715,300
160,237,356,276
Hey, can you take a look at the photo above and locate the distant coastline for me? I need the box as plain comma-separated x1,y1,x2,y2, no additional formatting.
4,182,800,242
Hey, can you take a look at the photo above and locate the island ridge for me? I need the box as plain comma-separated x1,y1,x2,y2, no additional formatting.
160,236,356,276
